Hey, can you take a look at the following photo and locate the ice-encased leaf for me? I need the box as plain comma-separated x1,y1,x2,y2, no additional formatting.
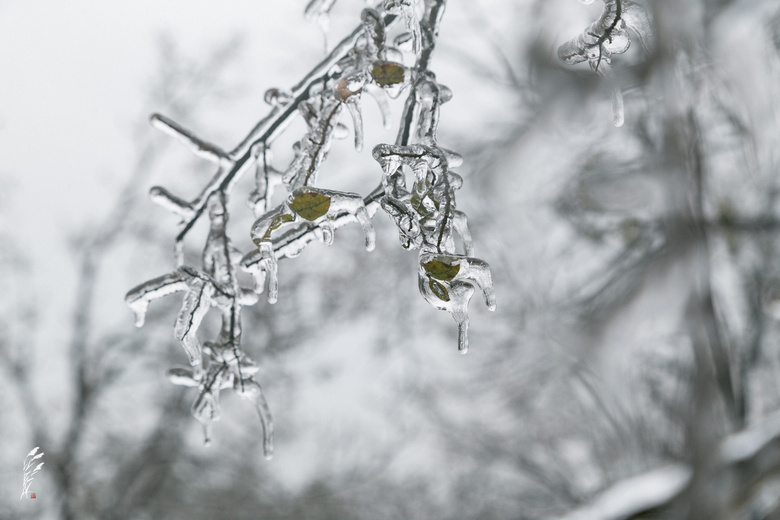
423,259,460,281
290,191,332,221
25,447,39,459
371,61,405,87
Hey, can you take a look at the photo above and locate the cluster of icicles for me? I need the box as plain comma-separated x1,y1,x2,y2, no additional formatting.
125,0,495,457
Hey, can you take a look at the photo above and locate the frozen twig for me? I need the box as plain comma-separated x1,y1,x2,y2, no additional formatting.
127,0,494,451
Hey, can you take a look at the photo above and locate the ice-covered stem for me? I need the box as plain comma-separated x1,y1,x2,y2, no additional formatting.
396,0,447,146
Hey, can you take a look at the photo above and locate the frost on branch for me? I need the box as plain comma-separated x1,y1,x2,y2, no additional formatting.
557,0,654,127
126,0,494,451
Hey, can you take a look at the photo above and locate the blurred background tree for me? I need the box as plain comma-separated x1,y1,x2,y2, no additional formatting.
2,1,780,519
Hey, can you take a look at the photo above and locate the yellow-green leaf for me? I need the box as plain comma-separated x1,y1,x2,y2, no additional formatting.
423,260,460,281
371,61,405,87
290,192,331,221
429,279,450,302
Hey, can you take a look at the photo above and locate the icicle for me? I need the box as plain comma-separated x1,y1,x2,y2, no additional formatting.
452,210,474,256
258,242,278,304
235,378,274,460
319,219,335,245
611,87,625,127
174,240,184,267
344,96,364,151
457,315,469,354
364,84,392,130
592,60,624,127
174,277,211,366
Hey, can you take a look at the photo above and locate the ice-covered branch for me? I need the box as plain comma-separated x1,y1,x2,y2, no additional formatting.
557,0,654,126
127,0,494,451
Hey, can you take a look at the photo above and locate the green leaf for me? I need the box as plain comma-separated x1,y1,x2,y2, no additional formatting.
429,279,450,302
371,61,405,87
423,260,460,281
290,192,331,221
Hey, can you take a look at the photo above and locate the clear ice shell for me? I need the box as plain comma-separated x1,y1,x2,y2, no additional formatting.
417,254,497,354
